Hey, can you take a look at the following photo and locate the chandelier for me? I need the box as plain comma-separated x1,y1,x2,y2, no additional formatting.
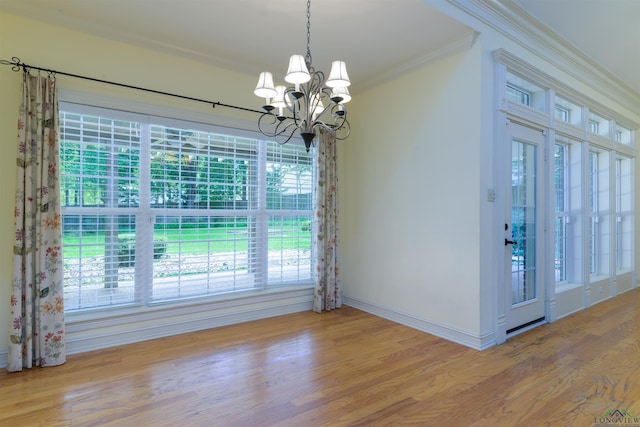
253,0,351,152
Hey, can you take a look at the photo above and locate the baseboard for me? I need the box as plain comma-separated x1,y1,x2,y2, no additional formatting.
344,296,496,351
2,290,499,369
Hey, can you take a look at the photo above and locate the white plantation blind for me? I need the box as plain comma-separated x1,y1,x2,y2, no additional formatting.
60,113,142,307
60,105,314,312
266,144,314,283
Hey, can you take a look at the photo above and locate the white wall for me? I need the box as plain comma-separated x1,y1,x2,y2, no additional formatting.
340,44,488,348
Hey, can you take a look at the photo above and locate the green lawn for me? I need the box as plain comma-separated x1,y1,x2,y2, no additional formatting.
62,225,311,259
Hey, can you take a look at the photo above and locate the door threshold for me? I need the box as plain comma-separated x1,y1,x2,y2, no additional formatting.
506,317,546,337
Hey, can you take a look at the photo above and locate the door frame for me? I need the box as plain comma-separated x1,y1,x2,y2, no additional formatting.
504,121,548,334
495,117,554,344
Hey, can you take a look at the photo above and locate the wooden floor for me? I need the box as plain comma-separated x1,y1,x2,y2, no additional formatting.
2,289,639,427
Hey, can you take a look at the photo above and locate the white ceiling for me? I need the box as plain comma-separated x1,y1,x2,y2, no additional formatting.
1,0,638,96
0,0,474,93
512,0,640,95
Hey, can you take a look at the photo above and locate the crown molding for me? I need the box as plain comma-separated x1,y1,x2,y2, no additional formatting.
446,0,640,115
356,30,479,92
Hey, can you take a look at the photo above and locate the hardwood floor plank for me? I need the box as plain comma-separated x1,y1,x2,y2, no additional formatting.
1,288,638,426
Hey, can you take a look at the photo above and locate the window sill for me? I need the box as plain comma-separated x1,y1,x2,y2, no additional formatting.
67,284,314,326
555,282,583,293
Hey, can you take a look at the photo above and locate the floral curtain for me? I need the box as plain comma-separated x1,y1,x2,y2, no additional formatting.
313,128,341,312
8,72,66,372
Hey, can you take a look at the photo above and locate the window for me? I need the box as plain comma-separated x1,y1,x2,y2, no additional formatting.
588,152,598,275
616,156,633,271
615,124,632,145
554,143,568,282
60,107,314,312
589,111,610,137
495,50,637,313
506,84,530,106
554,106,569,123
586,149,613,278
616,158,622,268
554,96,582,126
505,72,545,111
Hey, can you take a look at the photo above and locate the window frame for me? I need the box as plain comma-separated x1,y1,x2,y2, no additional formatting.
59,102,315,314
614,155,633,272
506,84,531,106
554,106,570,123
588,150,598,275
554,142,569,283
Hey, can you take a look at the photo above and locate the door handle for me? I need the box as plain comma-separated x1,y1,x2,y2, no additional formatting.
505,239,517,246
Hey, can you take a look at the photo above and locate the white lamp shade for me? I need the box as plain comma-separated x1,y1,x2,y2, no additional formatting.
331,86,351,104
285,55,311,84
271,85,287,109
326,60,350,88
254,72,277,99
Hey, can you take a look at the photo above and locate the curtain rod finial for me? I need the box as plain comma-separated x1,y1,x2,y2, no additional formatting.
0,57,22,72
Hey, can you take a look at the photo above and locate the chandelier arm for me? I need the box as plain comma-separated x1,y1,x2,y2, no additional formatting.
311,116,342,132
275,119,301,137
274,125,299,146
257,113,280,137
282,87,298,119
309,119,333,132
312,90,342,119
315,103,349,128
328,103,348,121
307,70,324,94
257,112,298,139
283,85,307,127
292,95,304,128
312,115,350,140
292,85,313,134
334,119,351,140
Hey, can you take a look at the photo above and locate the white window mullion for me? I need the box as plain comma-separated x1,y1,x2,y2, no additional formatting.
135,123,153,304
256,139,269,289
104,121,120,290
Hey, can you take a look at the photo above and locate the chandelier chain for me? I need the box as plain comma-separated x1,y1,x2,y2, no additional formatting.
305,0,312,66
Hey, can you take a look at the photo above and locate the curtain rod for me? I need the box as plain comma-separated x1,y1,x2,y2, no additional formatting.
0,57,263,115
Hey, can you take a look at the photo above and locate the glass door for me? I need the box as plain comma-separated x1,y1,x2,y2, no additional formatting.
506,123,546,332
